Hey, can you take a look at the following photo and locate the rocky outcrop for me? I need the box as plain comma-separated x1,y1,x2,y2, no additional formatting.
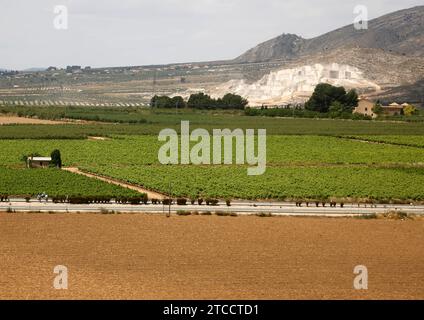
213,63,380,106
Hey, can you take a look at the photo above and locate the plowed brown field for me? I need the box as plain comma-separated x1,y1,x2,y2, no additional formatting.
0,213,422,300
0,116,65,125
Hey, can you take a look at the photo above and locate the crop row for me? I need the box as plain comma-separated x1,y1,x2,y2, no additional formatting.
1,136,424,168
0,168,139,197
343,135,424,148
81,164,424,202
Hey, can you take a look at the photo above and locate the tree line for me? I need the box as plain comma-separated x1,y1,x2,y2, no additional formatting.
150,93,248,110
246,83,364,120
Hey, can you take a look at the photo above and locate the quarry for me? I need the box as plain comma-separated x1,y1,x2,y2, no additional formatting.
212,63,381,106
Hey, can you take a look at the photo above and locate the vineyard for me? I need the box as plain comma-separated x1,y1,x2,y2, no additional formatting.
0,168,139,198
1,135,424,167
80,165,424,201
343,135,424,148
0,134,424,201
2,107,424,139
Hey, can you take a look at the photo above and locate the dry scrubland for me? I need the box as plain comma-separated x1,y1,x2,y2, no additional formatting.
0,213,422,300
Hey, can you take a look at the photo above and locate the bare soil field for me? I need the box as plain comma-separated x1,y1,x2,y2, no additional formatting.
0,213,422,300
0,116,65,125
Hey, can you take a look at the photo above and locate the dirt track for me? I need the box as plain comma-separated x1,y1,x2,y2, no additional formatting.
63,167,166,199
0,213,422,300
0,116,65,125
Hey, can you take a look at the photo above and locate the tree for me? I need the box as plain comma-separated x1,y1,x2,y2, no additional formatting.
219,93,248,110
305,83,348,113
372,103,384,116
152,93,249,110
344,89,359,110
187,93,215,109
150,95,173,108
403,104,418,116
328,101,344,117
171,96,186,109
50,149,62,168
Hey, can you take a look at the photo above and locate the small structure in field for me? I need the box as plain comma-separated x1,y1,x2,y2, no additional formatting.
354,99,377,118
382,102,404,116
27,156,52,168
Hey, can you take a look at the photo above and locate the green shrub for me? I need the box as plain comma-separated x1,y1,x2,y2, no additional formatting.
177,198,187,205
162,198,173,205
177,210,191,216
206,198,219,206
100,208,115,214
256,212,273,218
358,213,377,219
215,211,226,216
68,195,112,204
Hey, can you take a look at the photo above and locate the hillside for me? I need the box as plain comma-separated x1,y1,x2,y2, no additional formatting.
234,6,424,63
1,6,423,107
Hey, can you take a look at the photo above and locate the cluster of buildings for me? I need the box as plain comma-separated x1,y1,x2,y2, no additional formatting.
354,99,410,118
45,66,92,74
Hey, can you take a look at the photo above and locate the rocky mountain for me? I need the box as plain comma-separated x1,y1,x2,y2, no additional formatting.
208,6,424,106
234,6,424,63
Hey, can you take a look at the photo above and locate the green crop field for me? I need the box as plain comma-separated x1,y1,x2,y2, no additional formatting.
0,168,139,198
2,107,424,139
79,165,424,201
1,136,424,167
343,135,424,148
0,134,423,202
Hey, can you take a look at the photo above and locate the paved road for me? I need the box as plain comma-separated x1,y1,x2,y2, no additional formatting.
1,199,423,217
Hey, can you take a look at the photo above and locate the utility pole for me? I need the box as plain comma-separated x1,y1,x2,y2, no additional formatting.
152,69,158,112
167,182,172,218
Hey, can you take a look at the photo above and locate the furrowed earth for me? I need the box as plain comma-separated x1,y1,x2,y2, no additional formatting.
0,213,422,300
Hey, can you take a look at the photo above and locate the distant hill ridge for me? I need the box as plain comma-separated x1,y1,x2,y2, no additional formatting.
234,6,424,63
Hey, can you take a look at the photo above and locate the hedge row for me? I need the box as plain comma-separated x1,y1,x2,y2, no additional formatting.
52,195,148,204
115,195,148,205
161,198,220,206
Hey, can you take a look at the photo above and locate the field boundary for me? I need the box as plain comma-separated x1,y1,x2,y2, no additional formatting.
336,135,424,149
62,167,166,199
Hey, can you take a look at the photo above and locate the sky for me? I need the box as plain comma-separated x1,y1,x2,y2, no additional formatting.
0,0,422,70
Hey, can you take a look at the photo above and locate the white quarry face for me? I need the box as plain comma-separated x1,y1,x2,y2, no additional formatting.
212,63,381,106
